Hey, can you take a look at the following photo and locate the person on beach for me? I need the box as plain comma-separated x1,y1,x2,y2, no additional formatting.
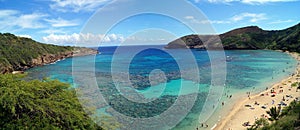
254,116,258,120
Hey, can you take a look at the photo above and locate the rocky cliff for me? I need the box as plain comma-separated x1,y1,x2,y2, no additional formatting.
30,48,98,69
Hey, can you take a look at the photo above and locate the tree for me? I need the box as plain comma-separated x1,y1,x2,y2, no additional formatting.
257,100,300,129
0,74,102,129
247,118,269,130
267,106,281,121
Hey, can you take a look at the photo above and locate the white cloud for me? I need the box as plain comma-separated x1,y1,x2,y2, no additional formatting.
42,33,125,46
185,12,266,25
198,0,299,4
269,19,294,24
44,18,79,27
184,16,230,24
0,10,47,30
211,20,231,24
184,16,195,20
42,31,174,46
0,10,18,17
231,13,266,22
16,13,48,29
50,0,110,12
0,9,80,33
40,28,66,34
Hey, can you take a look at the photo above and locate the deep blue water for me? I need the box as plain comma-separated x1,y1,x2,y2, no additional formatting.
26,45,297,130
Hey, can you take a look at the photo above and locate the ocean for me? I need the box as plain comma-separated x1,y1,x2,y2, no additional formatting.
26,45,297,130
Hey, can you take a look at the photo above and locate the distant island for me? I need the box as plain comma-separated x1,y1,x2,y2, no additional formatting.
0,33,98,74
165,23,300,53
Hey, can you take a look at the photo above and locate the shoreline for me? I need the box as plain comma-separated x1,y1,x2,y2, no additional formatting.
214,51,300,130
10,48,98,74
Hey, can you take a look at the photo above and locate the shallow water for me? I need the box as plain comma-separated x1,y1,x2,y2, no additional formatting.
26,46,297,130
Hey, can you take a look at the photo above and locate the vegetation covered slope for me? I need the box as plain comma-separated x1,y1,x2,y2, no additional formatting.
248,100,300,130
0,33,97,73
0,74,102,129
165,23,300,53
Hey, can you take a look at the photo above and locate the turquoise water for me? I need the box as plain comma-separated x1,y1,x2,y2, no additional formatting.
26,46,297,130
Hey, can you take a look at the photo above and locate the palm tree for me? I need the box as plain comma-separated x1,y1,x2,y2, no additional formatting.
248,118,269,130
281,100,297,116
266,106,281,121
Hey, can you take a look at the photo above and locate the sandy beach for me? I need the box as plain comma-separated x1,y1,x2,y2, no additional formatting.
214,52,300,130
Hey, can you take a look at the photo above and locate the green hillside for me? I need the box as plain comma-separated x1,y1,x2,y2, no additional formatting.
0,33,97,73
165,23,300,53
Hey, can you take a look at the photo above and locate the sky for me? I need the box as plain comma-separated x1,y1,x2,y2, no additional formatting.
0,0,299,47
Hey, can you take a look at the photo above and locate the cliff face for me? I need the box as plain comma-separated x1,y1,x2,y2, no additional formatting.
31,52,72,67
16,48,98,72
165,23,300,52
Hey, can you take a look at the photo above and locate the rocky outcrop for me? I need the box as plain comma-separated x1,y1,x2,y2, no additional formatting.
31,52,73,67
25,48,98,71
72,47,99,57
3,48,98,73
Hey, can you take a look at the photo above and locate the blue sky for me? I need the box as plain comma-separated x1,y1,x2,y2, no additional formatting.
0,0,299,46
